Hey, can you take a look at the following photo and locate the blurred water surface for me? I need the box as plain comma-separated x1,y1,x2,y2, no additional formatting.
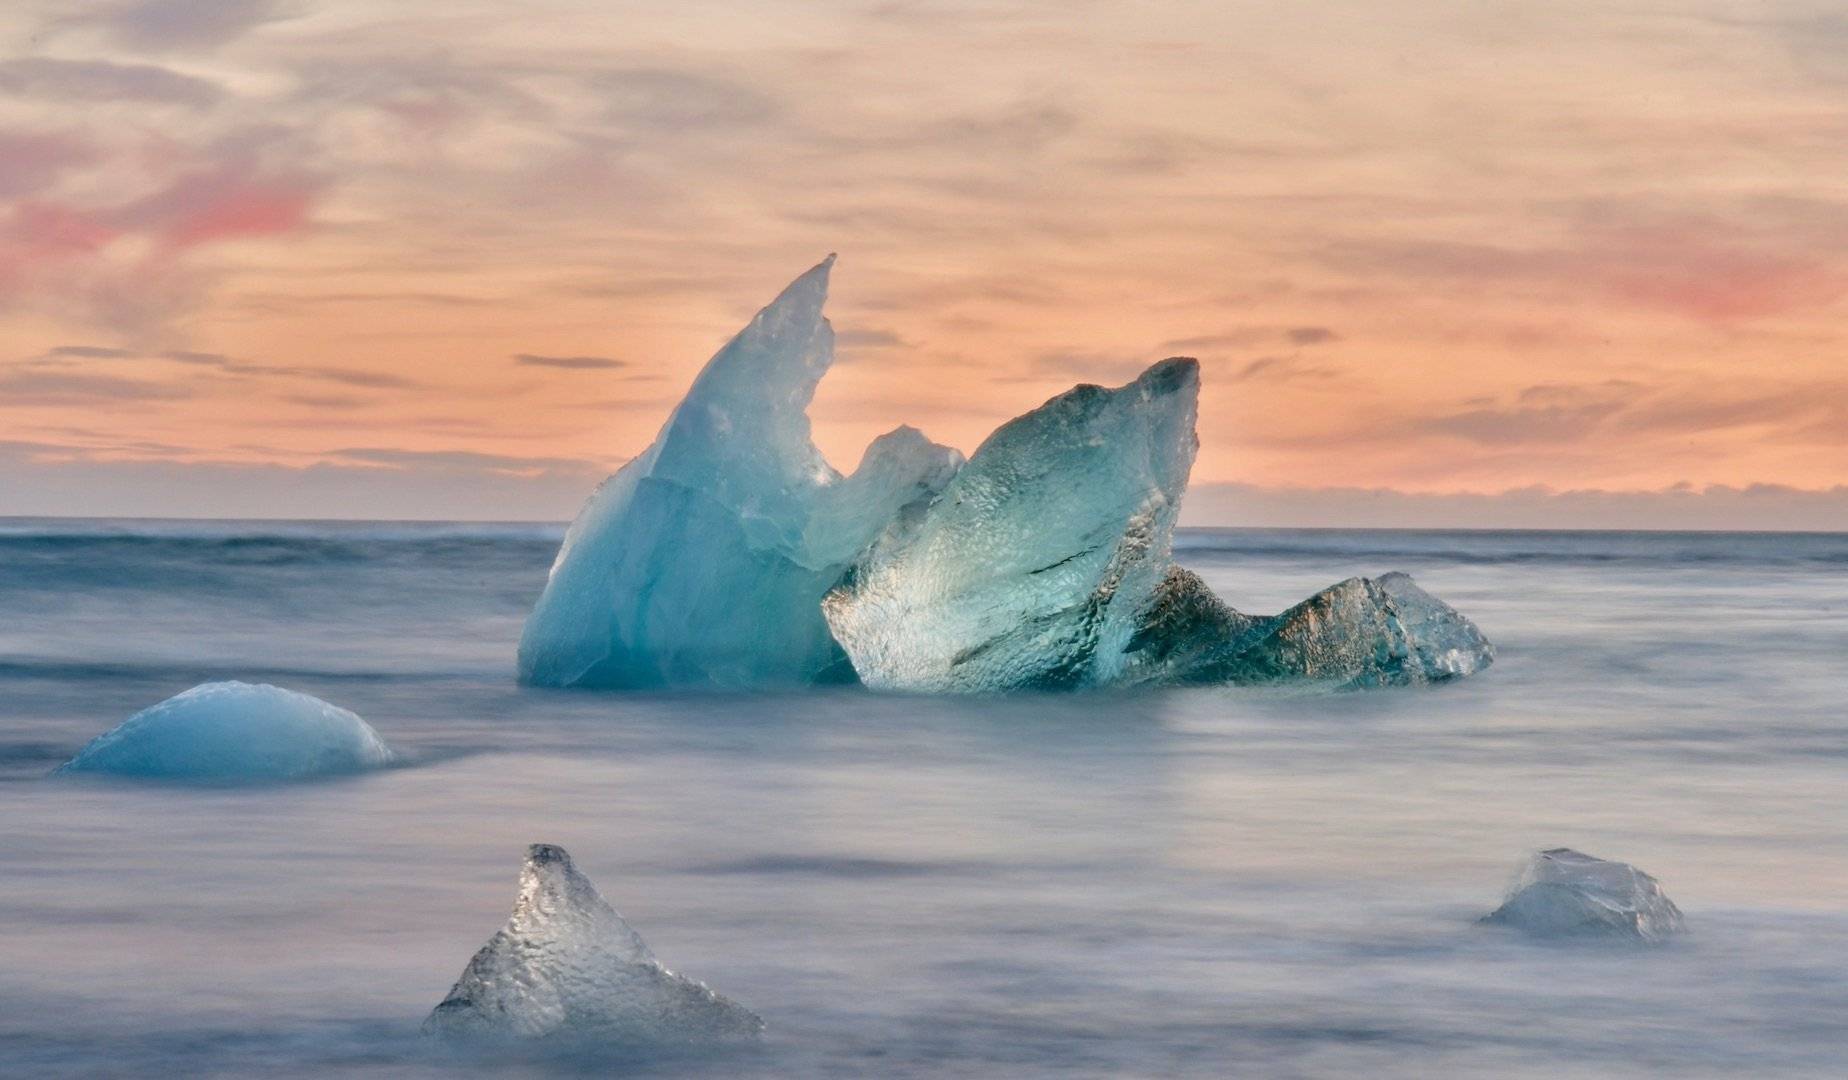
1,520,1845,1077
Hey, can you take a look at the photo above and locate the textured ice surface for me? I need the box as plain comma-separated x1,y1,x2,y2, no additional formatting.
1125,570,1494,688
54,681,395,780
518,256,961,688
425,844,763,1044
823,358,1200,691
1483,848,1685,942
1118,565,1260,686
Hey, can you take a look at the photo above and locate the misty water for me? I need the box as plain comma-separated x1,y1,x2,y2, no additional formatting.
2,520,1845,1077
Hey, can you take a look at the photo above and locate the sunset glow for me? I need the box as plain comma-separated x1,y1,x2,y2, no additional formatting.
2,1,1844,524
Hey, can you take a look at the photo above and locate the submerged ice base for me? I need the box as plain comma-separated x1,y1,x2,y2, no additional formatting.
425,844,763,1044
1483,848,1685,943
54,681,396,781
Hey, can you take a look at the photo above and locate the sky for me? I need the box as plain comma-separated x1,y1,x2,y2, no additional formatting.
1,0,1844,527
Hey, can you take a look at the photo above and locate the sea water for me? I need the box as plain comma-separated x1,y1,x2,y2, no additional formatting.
1,520,1844,1077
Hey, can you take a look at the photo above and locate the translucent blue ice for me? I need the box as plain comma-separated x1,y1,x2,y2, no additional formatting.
54,681,396,781
822,354,1493,692
824,359,1200,691
425,844,763,1044
518,256,961,688
520,258,1492,694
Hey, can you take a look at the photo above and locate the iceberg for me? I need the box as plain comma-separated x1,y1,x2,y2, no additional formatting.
521,255,1493,694
1482,848,1685,942
518,255,962,689
53,681,396,781
822,358,1201,692
424,844,764,1044
1121,569,1494,688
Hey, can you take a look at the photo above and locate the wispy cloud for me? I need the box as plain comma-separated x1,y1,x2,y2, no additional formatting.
57,0,300,52
0,369,193,405
1229,355,1340,383
1161,326,1342,353
0,57,223,106
512,353,627,370
20,344,418,389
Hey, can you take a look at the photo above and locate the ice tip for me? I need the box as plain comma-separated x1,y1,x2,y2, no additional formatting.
525,842,574,868
778,253,836,296
1135,356,1201,394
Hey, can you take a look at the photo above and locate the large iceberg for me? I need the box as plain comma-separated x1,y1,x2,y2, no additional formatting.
518,255,962,689
823,358,1200,691
1482,848,1685,943
522,255,1492,694
425,844,764,1044
53,681,396,781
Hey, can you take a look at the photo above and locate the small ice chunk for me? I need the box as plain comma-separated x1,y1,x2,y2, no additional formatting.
1483,848,1685,942
823,358,1201,691
425,844,764,1044
1157,571,1494,688
54,681,396,781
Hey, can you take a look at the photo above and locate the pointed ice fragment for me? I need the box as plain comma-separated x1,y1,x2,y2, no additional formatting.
54,681,395,781
823,358,1200,691
424,844,763,1043
1482,848,1685,943
518,257,962,688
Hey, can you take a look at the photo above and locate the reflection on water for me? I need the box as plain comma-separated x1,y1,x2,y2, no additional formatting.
1,523,1845,1077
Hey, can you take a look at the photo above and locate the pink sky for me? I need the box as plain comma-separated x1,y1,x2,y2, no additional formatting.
1,1,1844,525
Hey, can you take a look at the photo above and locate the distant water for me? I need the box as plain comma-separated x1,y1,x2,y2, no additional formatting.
2,519,1845,1078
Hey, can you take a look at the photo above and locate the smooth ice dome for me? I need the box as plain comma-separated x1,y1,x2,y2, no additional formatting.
425,844,763,1044
1483,848,1685,942
1122,569,1494,688
824,358,1201,692
54,681,396,781
518,255,962,689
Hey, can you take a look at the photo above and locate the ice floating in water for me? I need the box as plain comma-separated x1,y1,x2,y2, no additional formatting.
425,844,763,1044
522,255,1492,693
54,681,395,781
1483,848,1685,942
825,358,1200,691
1123,568,1494,689
822,355,1490,691
518,255,961,689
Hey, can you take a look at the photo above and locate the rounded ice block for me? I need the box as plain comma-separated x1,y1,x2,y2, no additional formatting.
54,681,396,781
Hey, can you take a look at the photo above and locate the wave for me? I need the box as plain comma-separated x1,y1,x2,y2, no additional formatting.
1171,527,1848,568
1,519,1843,573
0,517,567,542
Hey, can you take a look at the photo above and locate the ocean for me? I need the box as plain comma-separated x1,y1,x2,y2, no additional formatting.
2,520,1845,1077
